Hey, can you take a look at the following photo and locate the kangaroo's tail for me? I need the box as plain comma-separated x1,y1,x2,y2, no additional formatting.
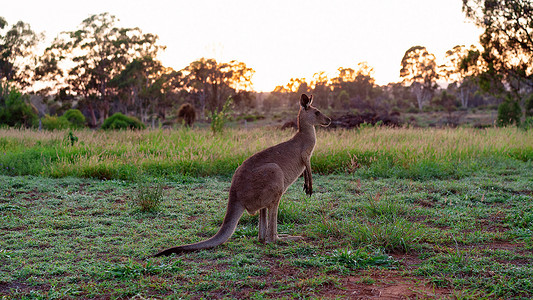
154,200,245,257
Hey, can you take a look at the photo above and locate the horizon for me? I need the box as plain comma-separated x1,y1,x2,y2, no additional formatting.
3,0,483,92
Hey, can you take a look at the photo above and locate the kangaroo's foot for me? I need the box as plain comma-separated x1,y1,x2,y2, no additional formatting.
277,234,304,242
261,234,304,244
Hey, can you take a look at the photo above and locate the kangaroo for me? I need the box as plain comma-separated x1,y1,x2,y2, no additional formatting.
154,94,331,257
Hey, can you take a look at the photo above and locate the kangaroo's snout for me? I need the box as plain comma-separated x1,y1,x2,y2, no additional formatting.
321,117,331,127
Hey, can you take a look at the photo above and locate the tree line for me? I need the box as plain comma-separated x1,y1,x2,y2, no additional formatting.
1,1,532,129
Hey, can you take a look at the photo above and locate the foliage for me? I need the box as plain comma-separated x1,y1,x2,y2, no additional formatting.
442,45,484,108
400,46,439,110
133,179,165,212
433,90,459,114
523,117,533,131
497,97,521,127
182,58,254,117
335,90,350,110
35,13,165,127
209,98,233,134
0,82,37,127
101,112,146,130
41,109,86,130
526,94,533,118
462,0,533,98
327,248,395,269
41,114,70,130
62,109,86,128
65,130,78,146
0,17,42,87
110,56,181,124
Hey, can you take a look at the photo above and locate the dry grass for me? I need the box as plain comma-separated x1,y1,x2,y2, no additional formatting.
0,126,531,179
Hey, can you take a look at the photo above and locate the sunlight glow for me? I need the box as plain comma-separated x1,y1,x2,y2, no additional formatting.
3,0,482,91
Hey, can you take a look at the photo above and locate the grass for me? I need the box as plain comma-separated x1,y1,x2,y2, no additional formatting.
0,126,532,298
133,178,165,212
0,126,531,180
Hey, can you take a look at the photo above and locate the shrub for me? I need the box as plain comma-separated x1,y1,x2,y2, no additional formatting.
133,180,164,212
209,98,232,134
497,97,521,127
41,114,70,130
62,109,86,128
0,82,38,128
101,113,145,130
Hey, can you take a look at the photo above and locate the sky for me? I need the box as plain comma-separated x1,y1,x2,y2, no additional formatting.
3,0,483,92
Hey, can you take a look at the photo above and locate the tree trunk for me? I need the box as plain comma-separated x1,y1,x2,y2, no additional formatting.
87,102,97,127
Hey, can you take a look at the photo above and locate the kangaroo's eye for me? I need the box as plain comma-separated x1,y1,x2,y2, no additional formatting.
315,111,320,116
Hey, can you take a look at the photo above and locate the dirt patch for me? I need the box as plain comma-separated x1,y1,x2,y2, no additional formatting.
0,281,29,294
328,270,451,299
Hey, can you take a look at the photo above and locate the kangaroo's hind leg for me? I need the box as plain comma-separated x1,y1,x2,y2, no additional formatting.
258,208,268,243
264,198,304,243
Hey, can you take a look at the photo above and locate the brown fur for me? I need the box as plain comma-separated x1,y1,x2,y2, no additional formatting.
177,103,196,127
154,94,330,256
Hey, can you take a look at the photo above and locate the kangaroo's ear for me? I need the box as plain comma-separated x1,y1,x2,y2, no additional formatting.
300,94,310,109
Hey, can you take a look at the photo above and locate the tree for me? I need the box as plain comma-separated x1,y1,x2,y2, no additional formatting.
0,16,42,88
36,13,164,127
463,0,533,102
441,45,485,108
400,46,439,110
182,58,254,118
497,96,522,126
434,90,459,124
232,90,256,112
331,62,376,110
310,71,331,108
335,90,350,110
111,56,181,125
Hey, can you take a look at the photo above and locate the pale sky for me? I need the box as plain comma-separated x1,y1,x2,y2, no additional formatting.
3,0,482,91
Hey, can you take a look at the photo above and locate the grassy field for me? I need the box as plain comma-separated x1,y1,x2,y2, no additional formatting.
1,127,532,299
0,126,532,179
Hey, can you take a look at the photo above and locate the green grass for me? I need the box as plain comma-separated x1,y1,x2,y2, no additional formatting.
0,126,532,298
0,126,531,180
1,162,532,298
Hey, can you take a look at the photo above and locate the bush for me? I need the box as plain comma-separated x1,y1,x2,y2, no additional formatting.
0,82,38,128
62,109,86,128
209,98,232,134
133,180,165,212
101,113,145,130
42,109,86,130
497,97,521,127
41,114,70,130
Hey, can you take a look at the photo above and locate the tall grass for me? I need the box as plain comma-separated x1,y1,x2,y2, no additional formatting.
0,126,531,180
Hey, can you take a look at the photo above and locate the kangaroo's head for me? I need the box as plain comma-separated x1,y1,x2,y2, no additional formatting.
298,94,331,128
